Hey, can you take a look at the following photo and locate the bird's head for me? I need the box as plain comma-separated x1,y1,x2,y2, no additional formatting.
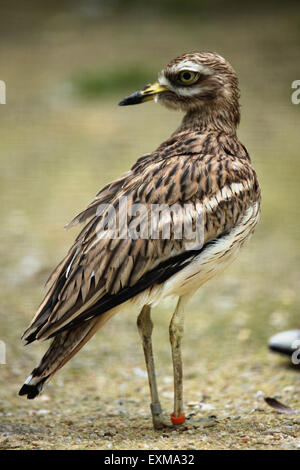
119,52,240,129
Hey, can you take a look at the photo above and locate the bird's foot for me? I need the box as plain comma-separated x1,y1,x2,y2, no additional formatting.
154,414,218,433
152,413,173,430
152,410,218,431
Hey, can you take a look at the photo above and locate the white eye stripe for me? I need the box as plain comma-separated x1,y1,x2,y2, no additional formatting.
170,61,212,75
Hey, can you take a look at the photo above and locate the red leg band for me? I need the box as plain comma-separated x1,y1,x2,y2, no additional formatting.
170,413,186,425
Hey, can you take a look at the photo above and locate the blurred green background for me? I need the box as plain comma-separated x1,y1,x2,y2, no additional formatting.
0,0,300,449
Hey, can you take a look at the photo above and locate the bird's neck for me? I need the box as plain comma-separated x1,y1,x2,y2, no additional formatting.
180,102,240,135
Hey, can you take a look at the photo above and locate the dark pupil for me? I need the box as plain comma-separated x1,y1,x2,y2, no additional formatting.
183,72,191,80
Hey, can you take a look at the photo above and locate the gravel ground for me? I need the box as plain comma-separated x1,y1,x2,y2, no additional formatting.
1,2,300,450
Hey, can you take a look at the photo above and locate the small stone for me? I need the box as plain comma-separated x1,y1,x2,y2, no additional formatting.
254,391,265,401
200,402,214,411
187,401,199,407
283,386,294,393
39,395,50,402
36,409,50,416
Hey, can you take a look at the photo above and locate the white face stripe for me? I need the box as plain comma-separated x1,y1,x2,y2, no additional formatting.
169,60,213,75
174,85,211,97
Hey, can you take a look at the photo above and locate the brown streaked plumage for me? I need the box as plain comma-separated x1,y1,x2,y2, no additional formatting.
19,52,261,429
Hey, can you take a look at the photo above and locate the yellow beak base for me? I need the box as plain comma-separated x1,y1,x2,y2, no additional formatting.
119,82,167,106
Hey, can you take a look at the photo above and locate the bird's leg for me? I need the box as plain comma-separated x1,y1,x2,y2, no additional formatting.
137,305,168,429
169,296,186,425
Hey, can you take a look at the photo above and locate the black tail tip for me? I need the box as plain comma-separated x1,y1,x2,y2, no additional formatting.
19,383,41,399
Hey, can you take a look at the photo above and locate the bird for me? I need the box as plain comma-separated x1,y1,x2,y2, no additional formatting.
19,52,261,430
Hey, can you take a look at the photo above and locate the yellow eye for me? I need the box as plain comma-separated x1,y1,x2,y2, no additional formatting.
178,71,199,85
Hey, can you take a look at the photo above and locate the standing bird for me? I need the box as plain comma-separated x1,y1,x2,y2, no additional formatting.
19,52,261,430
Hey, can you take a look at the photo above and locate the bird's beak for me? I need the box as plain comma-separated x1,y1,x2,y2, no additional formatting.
118,82,168,106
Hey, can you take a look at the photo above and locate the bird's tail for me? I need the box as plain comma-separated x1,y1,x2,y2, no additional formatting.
19,311,114,399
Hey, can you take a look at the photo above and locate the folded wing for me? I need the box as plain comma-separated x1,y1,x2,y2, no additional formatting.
22,131,259,343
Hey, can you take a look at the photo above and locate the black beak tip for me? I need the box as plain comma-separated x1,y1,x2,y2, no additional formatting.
118,90,143,106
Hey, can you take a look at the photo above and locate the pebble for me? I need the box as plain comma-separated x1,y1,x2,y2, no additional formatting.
283,386,294,393
200,403,214,411
36,409,50,416
261,429,281,435
187,401,199,407
39,395,50,402
254,391,265,401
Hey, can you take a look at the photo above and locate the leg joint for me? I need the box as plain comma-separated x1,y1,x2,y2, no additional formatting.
151,402,162,416
137,306,153,339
